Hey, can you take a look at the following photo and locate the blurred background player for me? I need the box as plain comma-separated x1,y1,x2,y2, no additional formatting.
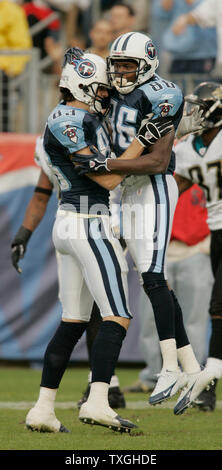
86,19,113,60
174,81,222,411
172,0,222,80
0,0,32,131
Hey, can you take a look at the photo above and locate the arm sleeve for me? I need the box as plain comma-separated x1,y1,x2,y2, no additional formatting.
50,121,88,154
191,0,217,28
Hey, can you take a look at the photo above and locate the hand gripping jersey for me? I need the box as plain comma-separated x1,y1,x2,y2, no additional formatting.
43,102,112,214
109,73,184,176
175,131,222,231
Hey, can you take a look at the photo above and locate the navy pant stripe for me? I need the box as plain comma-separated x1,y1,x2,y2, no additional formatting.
148,175,160,272
100,222,132,319
161,174,170,272
84,218,120,316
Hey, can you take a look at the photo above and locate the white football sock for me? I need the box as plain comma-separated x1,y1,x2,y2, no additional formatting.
87,382,116,417
177,344,201,374
206,357,222,379
160,338,178,371
110,375,120,388
35,387,57,411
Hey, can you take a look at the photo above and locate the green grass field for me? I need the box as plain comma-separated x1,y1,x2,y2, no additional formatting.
0,364,221,451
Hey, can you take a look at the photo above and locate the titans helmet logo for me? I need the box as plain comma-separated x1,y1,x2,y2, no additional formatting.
145,41,156,60
76,60,96,78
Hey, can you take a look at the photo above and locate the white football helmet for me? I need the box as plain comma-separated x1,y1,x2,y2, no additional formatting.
107,32,159,94
59,52,111,114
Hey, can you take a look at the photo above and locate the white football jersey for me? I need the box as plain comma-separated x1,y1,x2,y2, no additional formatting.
175,131,222,230
34,136,60,197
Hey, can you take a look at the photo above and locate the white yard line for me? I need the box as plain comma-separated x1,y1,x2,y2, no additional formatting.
0,401,222,410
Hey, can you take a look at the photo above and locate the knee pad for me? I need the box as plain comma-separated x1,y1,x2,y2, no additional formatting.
142,272,168,296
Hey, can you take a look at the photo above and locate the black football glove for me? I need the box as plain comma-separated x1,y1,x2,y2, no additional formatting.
136,116,174,147
72,146,111,175
63,47,84,67
11,225,32,273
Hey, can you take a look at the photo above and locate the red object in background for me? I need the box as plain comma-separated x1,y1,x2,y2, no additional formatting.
23,2,60,31
171,184,210,246
0,133,38,174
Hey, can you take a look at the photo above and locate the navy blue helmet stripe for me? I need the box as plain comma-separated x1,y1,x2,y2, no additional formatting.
112,35,123,51
121,33,135,51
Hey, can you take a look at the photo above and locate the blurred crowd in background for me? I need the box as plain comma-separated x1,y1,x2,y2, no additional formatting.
0,0,221,133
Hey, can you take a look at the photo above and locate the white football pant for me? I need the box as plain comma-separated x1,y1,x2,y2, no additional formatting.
53,210,131,321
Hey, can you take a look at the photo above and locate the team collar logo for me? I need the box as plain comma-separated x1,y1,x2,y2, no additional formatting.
71,58,96,78
145,41,156,60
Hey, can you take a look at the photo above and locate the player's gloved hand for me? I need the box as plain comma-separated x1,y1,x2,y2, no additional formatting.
72,146,111,175
63,47,84,66
176,106,204,139
11,226,32,273
136,116,174,147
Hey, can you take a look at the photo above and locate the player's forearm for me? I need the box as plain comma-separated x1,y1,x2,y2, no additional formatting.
87,173,125,190
107,134,173,175
88,139,144,189
23,194,50,231
161,0,173,11
185,11,198,25
119,138,145,161
107,153,167,175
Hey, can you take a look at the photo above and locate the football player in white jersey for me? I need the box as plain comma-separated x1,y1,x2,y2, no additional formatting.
174,81,222,411
11,135,127,410
74,32,215,415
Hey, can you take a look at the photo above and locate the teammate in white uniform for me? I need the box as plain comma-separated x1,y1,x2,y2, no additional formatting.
175,81,222,411
74,33,215,415
12,134,127,409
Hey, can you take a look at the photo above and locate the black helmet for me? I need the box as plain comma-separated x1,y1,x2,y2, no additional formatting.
185,81,222,130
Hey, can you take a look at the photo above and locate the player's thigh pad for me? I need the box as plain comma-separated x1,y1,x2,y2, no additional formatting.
122,174,178,275
55,250,94,322
53,212,131,319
